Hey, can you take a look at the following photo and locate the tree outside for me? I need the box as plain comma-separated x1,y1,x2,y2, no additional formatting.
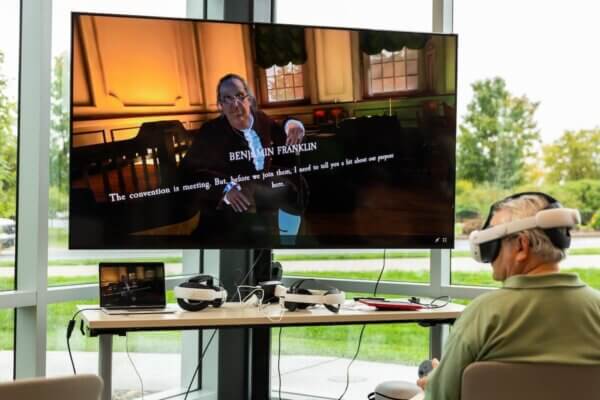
457,77,540,189
456,77,600,232
0,50,17,219
49,54,69,219
543,129,600,184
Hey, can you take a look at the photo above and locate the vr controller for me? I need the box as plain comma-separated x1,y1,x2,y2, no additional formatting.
368,362,431,400
418,359,434,378
174,275,228,311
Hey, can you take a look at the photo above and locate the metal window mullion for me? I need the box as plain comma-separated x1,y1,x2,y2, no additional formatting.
186,2,222,397
432,0,454,34
430,249,451,295
280,275,495,300
254,0,272,23
439,284,495,300
46,285,97,304
186,0,205,19
281,276,440,298
430,0,454,359
0,291,37,309
429,248,452,359
43,276,198,305
14,0,53,379
199,249,221,399
180,250,204,393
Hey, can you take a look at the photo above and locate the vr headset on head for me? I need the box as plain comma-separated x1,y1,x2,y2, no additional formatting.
175,275,228,311
469,192,581,263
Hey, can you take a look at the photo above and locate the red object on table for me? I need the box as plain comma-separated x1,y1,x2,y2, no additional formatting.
358,299,425,311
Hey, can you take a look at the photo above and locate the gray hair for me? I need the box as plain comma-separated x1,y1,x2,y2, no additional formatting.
495,194,565,263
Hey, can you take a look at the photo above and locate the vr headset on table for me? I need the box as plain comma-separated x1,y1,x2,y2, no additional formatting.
175,275,228,311
175,275,345,314
274,279,345,313
469,192,581,263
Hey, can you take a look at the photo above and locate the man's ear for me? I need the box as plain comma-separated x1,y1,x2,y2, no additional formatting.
515,233,530,262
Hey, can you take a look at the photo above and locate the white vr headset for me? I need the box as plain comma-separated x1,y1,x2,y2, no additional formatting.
174,275,228,311
274,282,346,313
174,285,228,302
469,207,580,263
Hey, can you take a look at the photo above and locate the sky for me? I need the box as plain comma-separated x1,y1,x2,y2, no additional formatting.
1,0,599,144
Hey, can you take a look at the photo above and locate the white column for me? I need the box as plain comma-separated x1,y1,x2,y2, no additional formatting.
180,250,203,392
14,0,52,378
182,4,221,397
433,0,454,33
206,0,225,19
430,249,451,358
431,0,454,359
254,0,272,23
186,0,205,19
199,250,221,398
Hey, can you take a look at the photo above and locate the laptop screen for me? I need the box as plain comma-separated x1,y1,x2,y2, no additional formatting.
99,262,166,309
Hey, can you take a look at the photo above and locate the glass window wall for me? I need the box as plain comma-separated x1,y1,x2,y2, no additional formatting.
452,0,600,287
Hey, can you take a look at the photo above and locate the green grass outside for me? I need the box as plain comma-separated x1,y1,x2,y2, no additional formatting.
2,267,600,364
271,322,429,365
0,247,595,268
49,227,68,248
274,248,599,261
0,291,183,353
272,267,600,364
0,256,184,268
569,248,600,255
44,294,182,354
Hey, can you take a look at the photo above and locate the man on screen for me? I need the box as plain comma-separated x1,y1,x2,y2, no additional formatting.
415,193,600,400
179,73,307,245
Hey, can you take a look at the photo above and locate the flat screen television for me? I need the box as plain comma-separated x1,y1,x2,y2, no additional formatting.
69,12,457,249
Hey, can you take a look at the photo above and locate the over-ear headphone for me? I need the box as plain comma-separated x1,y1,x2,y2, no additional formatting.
282,279,345,313
174,275,228,311
470,192,580,263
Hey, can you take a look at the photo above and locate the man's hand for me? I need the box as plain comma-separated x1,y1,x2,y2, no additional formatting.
224,187,251,212
285,120,304,145
416,358,439,391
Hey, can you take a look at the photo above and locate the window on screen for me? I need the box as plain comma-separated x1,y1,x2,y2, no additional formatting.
263,62,306,103
366,48,420,95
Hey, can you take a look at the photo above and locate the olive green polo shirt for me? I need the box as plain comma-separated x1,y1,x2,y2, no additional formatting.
425,273,600,400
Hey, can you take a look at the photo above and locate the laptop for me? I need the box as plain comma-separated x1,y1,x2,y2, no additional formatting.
99,262,176,315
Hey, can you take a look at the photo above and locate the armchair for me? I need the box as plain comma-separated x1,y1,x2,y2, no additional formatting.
0,374,103,400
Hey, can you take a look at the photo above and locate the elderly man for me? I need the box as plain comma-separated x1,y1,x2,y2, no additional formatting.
416,192,600,400
180,73,307,245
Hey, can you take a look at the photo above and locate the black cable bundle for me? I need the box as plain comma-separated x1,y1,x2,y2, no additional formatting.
66,308,100,374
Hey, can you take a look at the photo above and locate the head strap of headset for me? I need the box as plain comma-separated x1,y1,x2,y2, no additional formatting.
468,192,580,263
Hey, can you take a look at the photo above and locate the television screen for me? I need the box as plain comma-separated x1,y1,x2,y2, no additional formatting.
69,12,457,249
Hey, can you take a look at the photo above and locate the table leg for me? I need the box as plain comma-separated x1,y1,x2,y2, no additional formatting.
99,334,113,400
429,324,450,360
251,327,271,400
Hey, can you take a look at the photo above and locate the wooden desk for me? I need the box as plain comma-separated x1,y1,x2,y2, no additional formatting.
80,302,464,400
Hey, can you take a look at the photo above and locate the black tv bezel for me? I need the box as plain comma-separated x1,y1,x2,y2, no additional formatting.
68,11,458,250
